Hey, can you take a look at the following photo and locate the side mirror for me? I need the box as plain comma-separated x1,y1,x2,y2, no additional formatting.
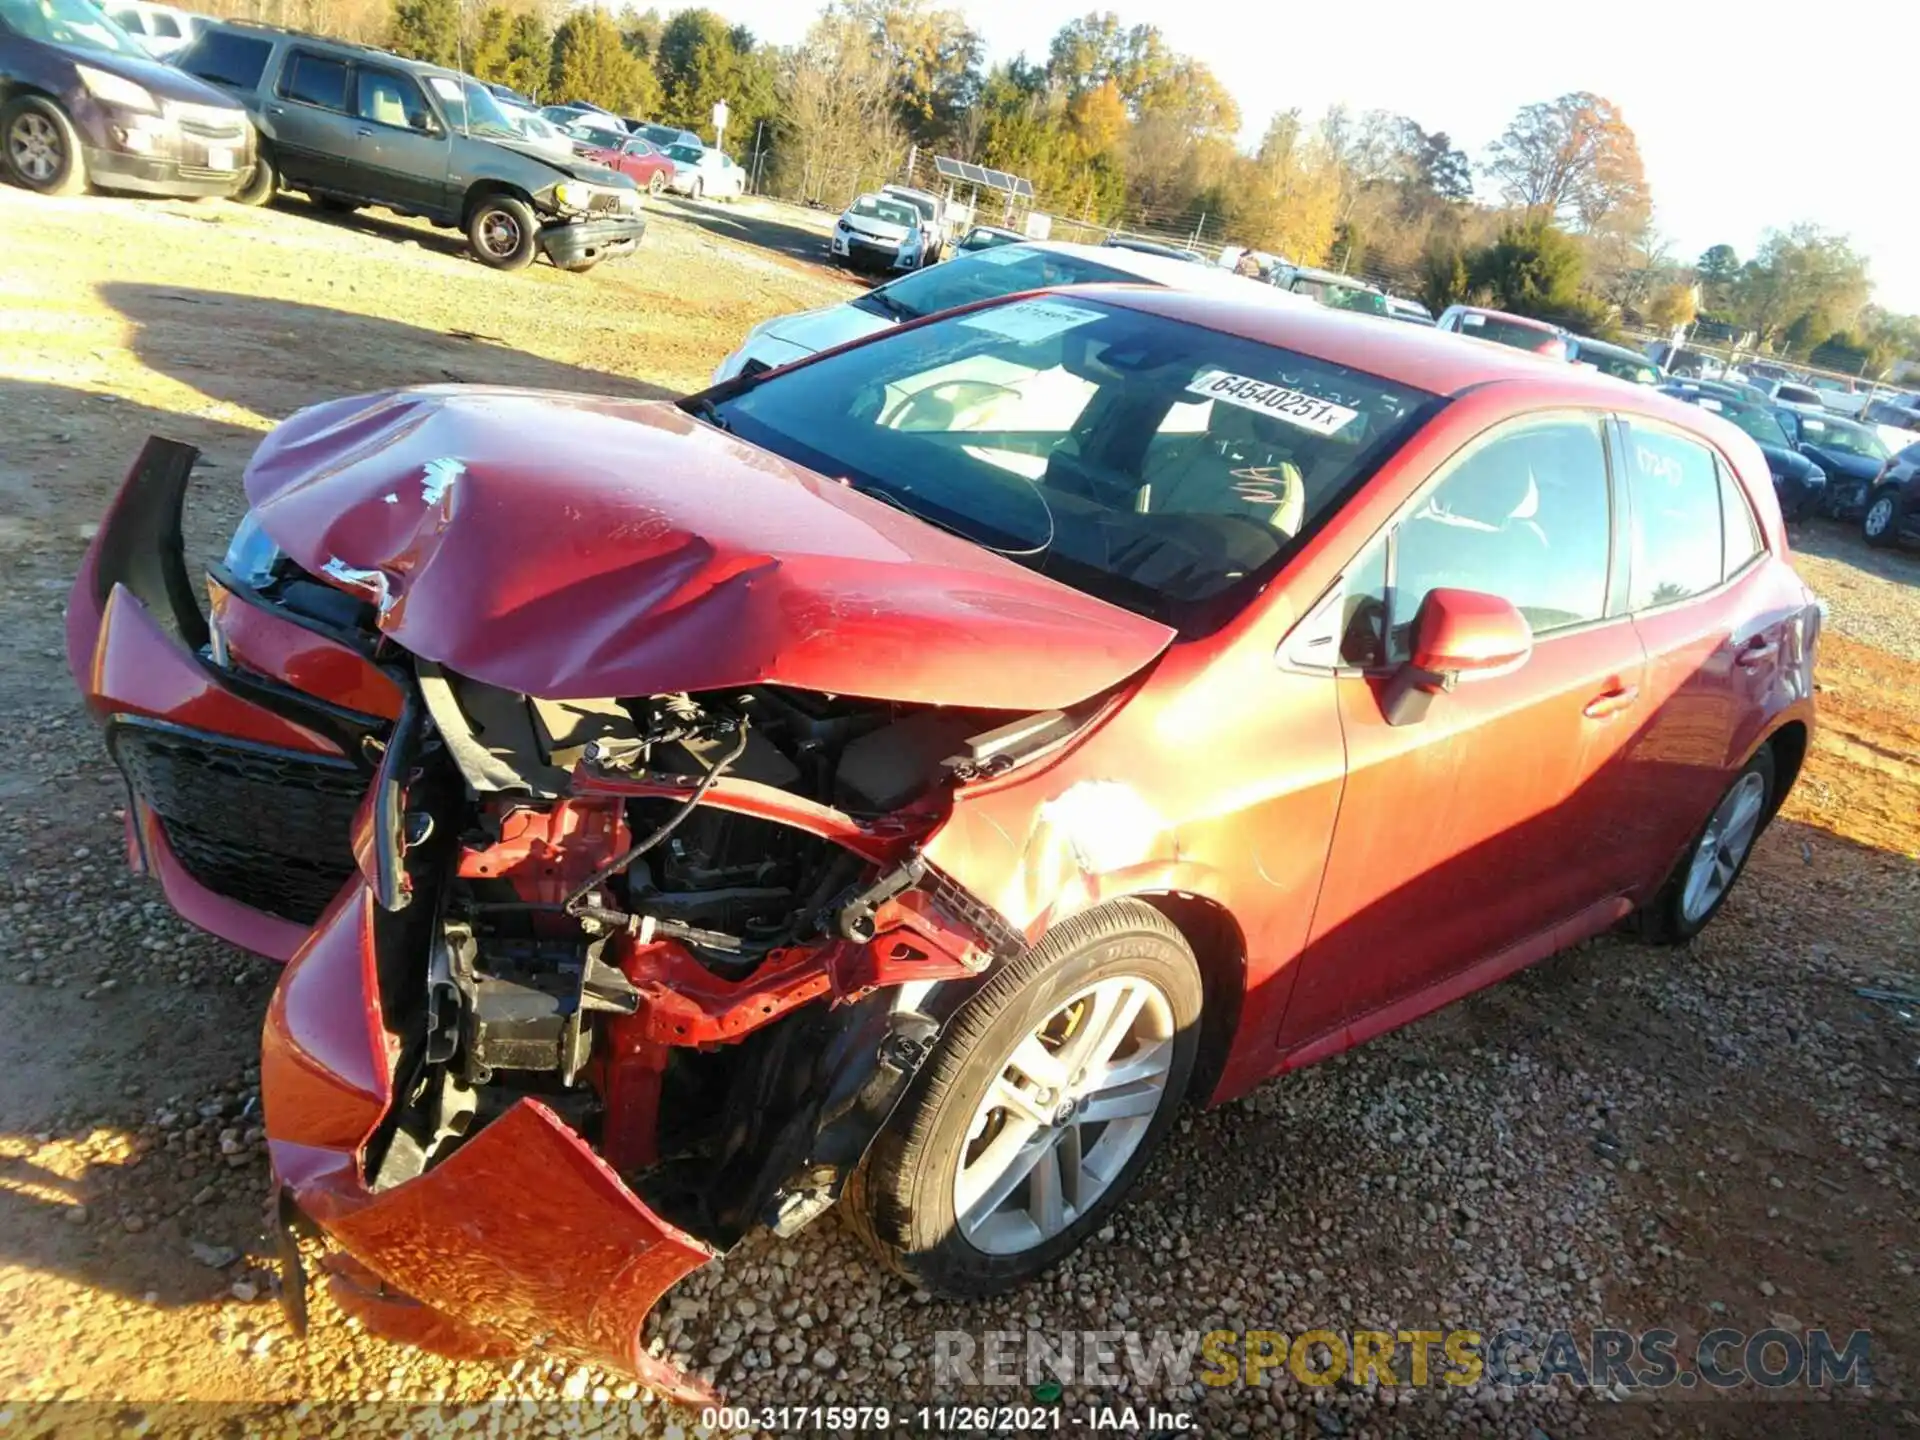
1383,588,1533,727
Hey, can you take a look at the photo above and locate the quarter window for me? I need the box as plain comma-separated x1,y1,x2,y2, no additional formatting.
1720,461,1763,576
1623,423,1724,609
281,51,349,112
1383,416,1613,661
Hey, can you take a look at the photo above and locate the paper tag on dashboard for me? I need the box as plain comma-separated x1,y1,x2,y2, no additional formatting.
1186,370,1358,436
958,297,1105,343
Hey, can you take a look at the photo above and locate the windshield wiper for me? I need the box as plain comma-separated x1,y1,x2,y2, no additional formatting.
685,396,732,433
858,288,916,323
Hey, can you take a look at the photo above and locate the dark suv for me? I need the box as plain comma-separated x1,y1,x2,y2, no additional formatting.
175,23,644,271
0,0,255,199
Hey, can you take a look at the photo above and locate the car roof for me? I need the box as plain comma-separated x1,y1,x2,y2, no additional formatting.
1287,266,1380,290
1075,286,1725,404
1448,305,1562,334
997,240,1257,291
203,20,461,78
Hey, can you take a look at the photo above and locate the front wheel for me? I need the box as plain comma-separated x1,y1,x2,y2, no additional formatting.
1862,488,1900,547
689,177,703,201
1633,746,1776,945
647,172,664,197
466,194,538,270
2,95,87,197
233,150,276,206
845,899,1201,1296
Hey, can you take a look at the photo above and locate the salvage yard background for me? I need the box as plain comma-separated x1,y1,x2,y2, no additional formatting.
0,186,1915,1436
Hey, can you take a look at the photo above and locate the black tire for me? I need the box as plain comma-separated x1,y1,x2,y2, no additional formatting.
844,898,1201,1297
647,172,664,197
689,177,703,201
2,94,87,197
466,194,538,271
557,257,600,273
1862,488,1901,548
233,150,276,206
1633,745,1777,945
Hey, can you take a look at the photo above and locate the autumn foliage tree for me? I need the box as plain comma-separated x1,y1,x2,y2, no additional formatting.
1484,92,1650,235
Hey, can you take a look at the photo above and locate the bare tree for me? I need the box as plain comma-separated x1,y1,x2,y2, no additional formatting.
1483,92,1650,234
775,10,906,208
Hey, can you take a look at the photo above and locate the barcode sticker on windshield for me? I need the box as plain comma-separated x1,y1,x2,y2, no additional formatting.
1187,370,1358,436
958,298,1105,343
427,76,463,100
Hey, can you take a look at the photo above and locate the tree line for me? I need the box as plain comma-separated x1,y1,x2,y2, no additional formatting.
197,0,1911,371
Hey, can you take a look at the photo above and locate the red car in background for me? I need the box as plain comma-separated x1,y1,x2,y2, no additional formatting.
1436,303,1570,359
575,130,675,196
66,289,1818,1397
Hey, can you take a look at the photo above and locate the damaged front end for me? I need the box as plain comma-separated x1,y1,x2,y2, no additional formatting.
265,669,1043,1395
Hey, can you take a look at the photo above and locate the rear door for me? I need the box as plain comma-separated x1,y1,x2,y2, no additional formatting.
1278,412,1650,1049
267,47,357,192
348,62,449,214
1614,417,1785,891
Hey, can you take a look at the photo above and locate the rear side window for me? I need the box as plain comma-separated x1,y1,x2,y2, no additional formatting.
280,50,349,111
1624,423,1723,608
1720,462,1763,576
179,30,272,89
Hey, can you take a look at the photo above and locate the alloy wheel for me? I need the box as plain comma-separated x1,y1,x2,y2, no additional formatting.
9,113,60,184
952,975,1175,1256
1680,771,1767,923
478,210,521,259
1864,495,1895,539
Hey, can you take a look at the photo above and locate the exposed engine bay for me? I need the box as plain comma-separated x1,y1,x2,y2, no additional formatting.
360,667,1064,1247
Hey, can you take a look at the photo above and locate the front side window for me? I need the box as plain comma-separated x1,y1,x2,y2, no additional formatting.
707,296,1437,629
1800,417,1890,462
151,12,180,36
356,66,431,130
281,51,349,111
1382,416,1613,661
1623,422,1724,609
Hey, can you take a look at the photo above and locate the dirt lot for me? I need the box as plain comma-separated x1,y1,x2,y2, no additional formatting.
0,184,1914,1438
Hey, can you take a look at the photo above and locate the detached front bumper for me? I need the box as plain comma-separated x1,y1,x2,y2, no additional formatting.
67,439,395,960
540,214,646,267
264,882,718,1402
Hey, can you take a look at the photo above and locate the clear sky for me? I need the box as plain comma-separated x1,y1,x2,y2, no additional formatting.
716,0,1920,314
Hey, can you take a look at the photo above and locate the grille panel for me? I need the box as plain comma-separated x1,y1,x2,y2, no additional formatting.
110,720,366,924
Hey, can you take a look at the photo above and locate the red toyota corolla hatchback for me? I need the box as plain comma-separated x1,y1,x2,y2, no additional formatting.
68,288,1817,1396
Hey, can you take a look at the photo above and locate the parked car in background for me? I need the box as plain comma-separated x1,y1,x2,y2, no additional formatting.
1808,375,1869,417
68,290,1817,1391
714,238,1306,382
1660,384,1828,520
663,141,741,199
1,0,254,198
1861,441,1920,548
1645,342,1724,379
1780,410,1891,518
482,80,530,107
1385,296,1434,326
540,102,621,133
496,101,575,163
628,120,698,150
955,224,1025,253
1565,336,1659,385
175,23,643,271
1860,393,1920,453
880,183,948,261
557,113,629,156
1271,265,1390,317
573,128,673,195
103,0,200,59
1103,235,1206,263
829,190,927,272
1754,378,1828,413
1435,306,1569,359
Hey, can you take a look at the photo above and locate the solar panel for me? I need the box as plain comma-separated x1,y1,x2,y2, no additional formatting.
934,155,967,180
960,162,989,185
1012,177,1034,198
982,169,1012,191
932,154,1033,197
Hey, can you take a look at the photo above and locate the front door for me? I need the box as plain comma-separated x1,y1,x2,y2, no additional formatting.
348,63,449,215
1279,412,1649,1051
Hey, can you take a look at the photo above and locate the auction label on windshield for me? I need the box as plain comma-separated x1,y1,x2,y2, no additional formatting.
1187,369,1358,436
959,298,1106,343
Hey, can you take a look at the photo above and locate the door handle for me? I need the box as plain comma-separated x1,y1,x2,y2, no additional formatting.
266,104,284,116
1583,683,1639,719
1735,637,1779,668
355,126,374,138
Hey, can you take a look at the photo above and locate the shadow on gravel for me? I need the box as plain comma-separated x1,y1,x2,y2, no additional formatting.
657,196,851,273
99,283,674,429
1791,518,1920,587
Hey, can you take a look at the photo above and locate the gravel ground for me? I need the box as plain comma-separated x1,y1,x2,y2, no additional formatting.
0,186,1914,1438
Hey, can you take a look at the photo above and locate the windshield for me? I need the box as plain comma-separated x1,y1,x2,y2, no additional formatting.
857,246,1145,323
0,0,147,55
563,118,623,147
850,195,918,227
1800,416,1890,460
666,143,703,163
1579,350,1659,384
707,295,1438,629
426,76,517,140
1710,401,1792,449
1459,314,1561,353
883,190,935,221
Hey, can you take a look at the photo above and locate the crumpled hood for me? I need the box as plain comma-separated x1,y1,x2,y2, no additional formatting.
243,387,1174,709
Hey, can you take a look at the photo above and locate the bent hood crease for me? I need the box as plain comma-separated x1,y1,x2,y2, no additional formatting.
244,387,1175,708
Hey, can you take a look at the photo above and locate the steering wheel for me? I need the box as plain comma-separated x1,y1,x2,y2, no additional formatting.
885,378,1023,433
